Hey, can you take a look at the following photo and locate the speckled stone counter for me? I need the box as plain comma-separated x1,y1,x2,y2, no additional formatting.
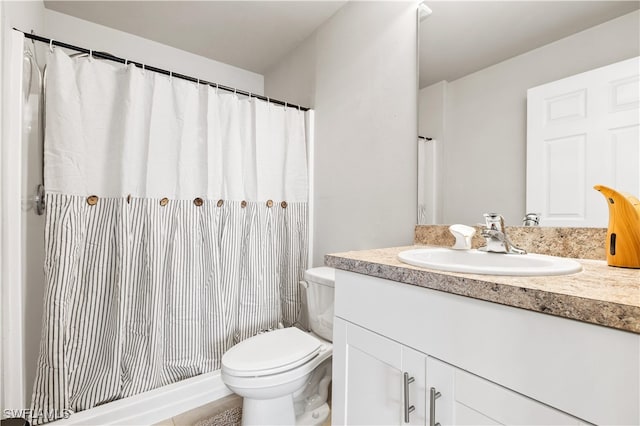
415,225,607,260
325,245,640,334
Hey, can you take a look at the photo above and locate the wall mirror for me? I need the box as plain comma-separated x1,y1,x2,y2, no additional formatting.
417,1,640,227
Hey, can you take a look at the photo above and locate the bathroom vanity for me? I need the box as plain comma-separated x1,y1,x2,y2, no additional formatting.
326,246,639,425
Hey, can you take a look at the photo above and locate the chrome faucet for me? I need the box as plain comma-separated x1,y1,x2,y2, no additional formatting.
522,213,541,227
478,213,526,254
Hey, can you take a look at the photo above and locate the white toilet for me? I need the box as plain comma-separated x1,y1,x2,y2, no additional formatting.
221,267,335,425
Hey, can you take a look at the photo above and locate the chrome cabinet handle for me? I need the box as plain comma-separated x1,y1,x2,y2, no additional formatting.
429,387,442,426
403,372,415,423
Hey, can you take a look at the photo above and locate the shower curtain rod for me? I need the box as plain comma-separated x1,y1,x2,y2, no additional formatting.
17,29,311,112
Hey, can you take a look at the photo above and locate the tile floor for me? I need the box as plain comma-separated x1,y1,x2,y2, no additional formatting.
153,394,242,426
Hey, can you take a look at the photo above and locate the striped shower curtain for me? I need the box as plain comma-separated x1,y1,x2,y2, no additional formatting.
31,49,309,424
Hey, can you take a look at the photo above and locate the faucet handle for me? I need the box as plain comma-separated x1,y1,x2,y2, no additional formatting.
449,224,476,250
522,213,541,226
483,213,505,231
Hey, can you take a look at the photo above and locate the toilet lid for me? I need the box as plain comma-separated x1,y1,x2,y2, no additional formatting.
222,327,324,377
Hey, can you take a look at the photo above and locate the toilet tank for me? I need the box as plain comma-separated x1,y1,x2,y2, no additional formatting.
303,267,335,342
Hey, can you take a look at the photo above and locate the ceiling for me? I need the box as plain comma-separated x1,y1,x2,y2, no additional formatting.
420,1,640,88
44,1,347,75
45,1,639,84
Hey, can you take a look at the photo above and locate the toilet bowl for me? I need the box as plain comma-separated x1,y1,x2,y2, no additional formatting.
221,267,335,426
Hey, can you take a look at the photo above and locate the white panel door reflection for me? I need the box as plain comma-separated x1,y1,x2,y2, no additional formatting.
527,56,640,227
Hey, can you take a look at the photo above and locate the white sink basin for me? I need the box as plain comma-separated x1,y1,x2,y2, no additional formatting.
397,248,582,276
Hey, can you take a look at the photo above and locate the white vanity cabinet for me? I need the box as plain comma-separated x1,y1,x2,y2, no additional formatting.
331,270,639,425
333,319,585,426
333,319,426,425
426,357,585,425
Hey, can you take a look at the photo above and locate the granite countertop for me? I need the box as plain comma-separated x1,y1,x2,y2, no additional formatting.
325,245,640,334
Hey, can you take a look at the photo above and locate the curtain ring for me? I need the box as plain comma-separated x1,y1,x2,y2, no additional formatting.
215,83,219,94
89,49,93,60
142,63,145,74
49,39,54,52
284,102,288,110
124,59,128,66
169,71,172,82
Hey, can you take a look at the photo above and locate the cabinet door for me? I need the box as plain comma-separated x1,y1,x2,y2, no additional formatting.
332,318,426,425
426,357,587,425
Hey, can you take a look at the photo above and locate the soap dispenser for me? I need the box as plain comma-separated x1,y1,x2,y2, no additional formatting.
593,185,640,268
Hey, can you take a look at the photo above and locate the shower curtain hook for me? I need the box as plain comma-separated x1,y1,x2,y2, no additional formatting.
49,39,54,52
89,49,93,60
196,78,199,87
125,59,128,66
284,102,288,110
215,83,219,94
169,71,172,82
142,63,145,74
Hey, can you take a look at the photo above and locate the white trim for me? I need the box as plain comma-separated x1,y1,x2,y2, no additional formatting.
1,28,26,411
50,371,232,426
0,2,5,415
306,110,315,267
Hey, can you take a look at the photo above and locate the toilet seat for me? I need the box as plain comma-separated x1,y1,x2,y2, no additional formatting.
222,327,325,377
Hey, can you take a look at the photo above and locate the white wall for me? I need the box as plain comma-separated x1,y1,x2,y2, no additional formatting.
1,0,45,412
43,9,264,94
420,10,640,226
263,32,317,109
2,1,44,32
418,80,446,141
266,1,418,267
0,1,44,413
418,81,446,224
